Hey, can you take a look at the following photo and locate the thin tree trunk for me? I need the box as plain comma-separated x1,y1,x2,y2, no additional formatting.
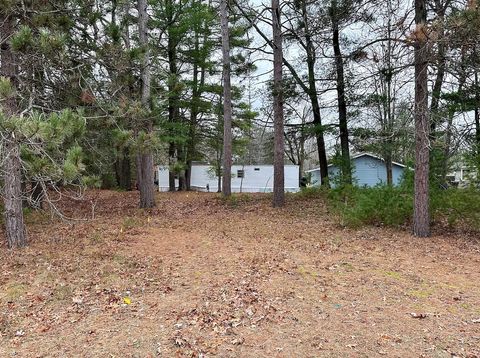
272,0,285,207
413,0,430,237
220,0,232,197
168,143,176,191
167,0,179,192
186,18,205,191
441,110,454,183
300,0,329,187
177,145,187,191
115,148,132,190
475,71,480,154
186,61,198,191
442,73,466,182
234,1,329,186
381,4,394,186
430,0,446,137
137,0,155,208
331,2,351,184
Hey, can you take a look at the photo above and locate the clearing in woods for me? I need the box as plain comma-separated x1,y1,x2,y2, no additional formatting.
0,190,479,357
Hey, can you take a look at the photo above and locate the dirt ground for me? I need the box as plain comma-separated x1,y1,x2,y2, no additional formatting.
1,190,479,358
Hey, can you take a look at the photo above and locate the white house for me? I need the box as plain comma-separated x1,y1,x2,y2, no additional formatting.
306,153,406,187
447,163,477,187
158,164,300,193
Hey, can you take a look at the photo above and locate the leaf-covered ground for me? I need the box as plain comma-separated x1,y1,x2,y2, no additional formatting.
1,190,479,357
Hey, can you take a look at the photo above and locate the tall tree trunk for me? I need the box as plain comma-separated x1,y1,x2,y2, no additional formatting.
235,1,329,186
3,139,27,248
475,71,480,154
300,0,329,187
272,0,285,207
442,72,466,182
1,11,27,248
385,71,394,186
385,29,394,186
430,0,446,137
167,1,179,192
331,2,351,185
413,0,430,237
186,60,198,191
186,25,205,191
220,0,232,197
137,0,155,208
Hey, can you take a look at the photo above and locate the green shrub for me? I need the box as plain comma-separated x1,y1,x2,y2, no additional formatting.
328,185,413,228
325,183,480,231
296,185,329,199
431,187,480,230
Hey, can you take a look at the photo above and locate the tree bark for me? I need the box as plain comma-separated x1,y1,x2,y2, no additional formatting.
3,138,27,249
429,0,446,137
300,0,329,187
331,2,352,185
385,153,393,185
137,0,155,208
234,1,329,186
177,145,187,191
115,148,132,190
168,142,176,191
166,1,181,192
1,11,27,248
272,0,285,207
413,0,430,237
475,70,480,154
220,0,232,197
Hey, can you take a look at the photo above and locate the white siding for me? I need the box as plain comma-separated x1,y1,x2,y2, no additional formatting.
159,165,300,193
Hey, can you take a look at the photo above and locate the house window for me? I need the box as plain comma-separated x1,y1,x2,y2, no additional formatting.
237,170,245,178
254,167,260,171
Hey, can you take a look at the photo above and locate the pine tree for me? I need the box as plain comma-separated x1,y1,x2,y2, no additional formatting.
413,0,430,237
272,0,285,207
220,0,233,197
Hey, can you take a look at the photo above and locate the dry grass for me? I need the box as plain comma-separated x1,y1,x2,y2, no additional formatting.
1,190,479,357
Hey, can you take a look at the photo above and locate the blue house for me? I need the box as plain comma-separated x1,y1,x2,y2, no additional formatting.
306,153,406,187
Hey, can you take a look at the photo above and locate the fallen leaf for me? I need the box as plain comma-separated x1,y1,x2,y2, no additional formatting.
15,330,25,337
72,296,84,305
231,337,245,345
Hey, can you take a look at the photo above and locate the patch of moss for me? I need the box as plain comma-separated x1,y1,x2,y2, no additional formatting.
407,289,434,299
3,282,28,301
384,271,403,280
52,284,72,301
